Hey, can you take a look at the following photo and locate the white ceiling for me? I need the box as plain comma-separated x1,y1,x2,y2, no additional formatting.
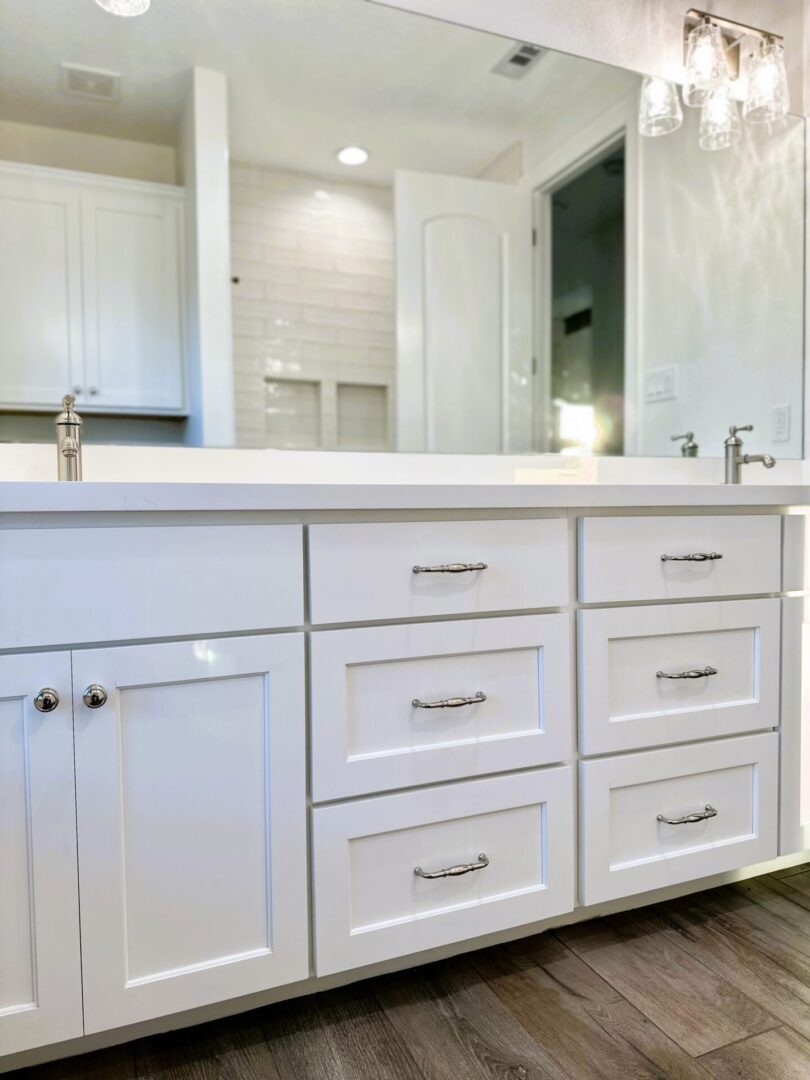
0,0,638,182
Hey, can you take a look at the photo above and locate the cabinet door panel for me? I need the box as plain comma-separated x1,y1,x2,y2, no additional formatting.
0,172,83,406
82,188,185,411
73,635,307,1033
0,654,82,1057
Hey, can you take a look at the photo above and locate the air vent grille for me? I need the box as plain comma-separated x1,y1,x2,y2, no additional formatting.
60,63,120,102
492,42,546,79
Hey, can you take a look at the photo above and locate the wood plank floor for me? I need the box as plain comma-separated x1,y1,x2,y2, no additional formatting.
21,866,810,1080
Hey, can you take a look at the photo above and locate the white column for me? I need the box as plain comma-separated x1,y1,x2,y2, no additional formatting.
180,68,235,447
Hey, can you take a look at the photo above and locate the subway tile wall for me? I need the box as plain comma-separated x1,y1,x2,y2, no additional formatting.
230,164,395,449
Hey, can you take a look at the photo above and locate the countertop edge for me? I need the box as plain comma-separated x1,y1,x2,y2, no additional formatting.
1,481,809,514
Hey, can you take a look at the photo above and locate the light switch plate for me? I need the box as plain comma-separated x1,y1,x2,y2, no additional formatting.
644,366,678,403
772,404,791,442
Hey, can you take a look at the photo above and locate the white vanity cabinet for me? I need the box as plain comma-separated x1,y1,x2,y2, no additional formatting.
0,496,803,1073
0,162,186,415
73,634,307,1032
0,635,308,1052
0,654,83,1057
577,514,783,904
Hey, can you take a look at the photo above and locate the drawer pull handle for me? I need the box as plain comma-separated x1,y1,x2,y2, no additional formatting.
660,551,723,563
412,562,488,574
412,691,487,710
656,666,718,680
414,852,489,879
657,804,718,826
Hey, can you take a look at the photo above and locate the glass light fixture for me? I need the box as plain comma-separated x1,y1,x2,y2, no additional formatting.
743,38,790,123
683,20,729,107
94,0,151,15
699,85,741,151
638,77,683,137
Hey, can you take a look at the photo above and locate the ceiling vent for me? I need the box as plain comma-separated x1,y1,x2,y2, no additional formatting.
492,42,546,79
60,63,121,102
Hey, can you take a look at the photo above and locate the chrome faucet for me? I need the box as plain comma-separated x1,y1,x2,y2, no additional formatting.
724,424,776,484
672,431,698,457
56,394,83,481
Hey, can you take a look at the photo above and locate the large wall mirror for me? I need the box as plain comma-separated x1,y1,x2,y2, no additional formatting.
0,0,804,457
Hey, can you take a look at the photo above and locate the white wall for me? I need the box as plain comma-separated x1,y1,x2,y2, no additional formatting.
230,165,395,450
371,0,805,113
636,107,805,459
0,118,177,184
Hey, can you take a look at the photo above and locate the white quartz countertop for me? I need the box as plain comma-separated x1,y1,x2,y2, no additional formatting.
2,446,809,512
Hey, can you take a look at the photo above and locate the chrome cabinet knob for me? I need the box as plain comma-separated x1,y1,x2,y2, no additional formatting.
83,684,108,709
88,386,99,396
73,385,83,395
34,688,60,713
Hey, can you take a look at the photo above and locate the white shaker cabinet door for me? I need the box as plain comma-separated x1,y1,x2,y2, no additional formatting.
73,635,307,1033
0,653,83,1057
81,187,186,412
0,171,84,407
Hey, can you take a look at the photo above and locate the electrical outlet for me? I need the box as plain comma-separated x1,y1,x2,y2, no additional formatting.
772,404,791,442
644,366,678,403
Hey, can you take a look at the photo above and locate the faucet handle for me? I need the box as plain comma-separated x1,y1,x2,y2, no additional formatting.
729,424,753,437
671,432,698,457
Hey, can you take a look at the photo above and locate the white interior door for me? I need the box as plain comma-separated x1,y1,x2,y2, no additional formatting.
73,634,307,1033
0,170,84,407
81,187,186,412
395,170,532,453
0,653,83,1056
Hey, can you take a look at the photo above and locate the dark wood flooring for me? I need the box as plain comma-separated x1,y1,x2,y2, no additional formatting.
20,865,810,1079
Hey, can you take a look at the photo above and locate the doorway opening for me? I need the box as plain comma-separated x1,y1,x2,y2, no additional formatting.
539,142,625,454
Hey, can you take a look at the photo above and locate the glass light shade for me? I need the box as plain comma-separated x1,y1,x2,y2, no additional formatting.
683,21,729,106
699,85,741,151
94,0,151,15
638,77,683,137
743,40,790,124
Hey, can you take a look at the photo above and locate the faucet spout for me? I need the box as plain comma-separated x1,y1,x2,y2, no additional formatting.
742,453,776,469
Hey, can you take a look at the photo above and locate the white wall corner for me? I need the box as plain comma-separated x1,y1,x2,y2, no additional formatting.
180,67,235,448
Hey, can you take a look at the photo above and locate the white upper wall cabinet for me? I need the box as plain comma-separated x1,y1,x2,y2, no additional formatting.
81,187,185,412
0,162,186,415
0,171,84,407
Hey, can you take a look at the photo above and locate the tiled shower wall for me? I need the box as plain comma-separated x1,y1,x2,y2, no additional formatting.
230,164,395,449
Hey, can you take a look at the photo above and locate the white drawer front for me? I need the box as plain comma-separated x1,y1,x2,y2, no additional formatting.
312,769,574,975
580,733,778,905
578,599,780,754
311,615,572,800
309,519,568,624
578,515,782,603
0,524,304,649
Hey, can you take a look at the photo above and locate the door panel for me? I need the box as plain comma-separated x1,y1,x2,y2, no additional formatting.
0,654,82,1057
0,172,83,406
73,635,307,1033
395,169,532,452
82,188,185,411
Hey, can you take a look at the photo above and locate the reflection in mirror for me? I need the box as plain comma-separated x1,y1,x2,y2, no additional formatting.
0,0,804,457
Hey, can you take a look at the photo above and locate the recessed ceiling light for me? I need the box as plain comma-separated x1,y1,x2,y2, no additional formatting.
336,146,369,166
94,0,151,16
313,189,332,201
